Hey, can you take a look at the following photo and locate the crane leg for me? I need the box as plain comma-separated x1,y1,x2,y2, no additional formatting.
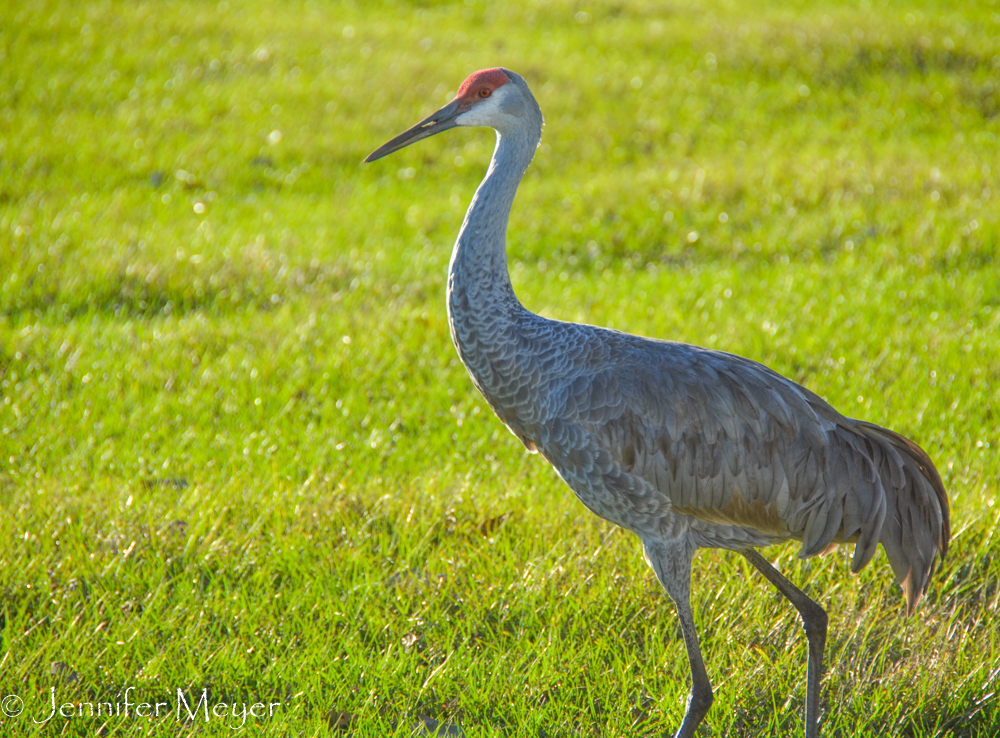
642,539,713,738
741,549,828,738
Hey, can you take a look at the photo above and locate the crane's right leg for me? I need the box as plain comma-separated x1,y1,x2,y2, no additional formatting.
742,548,827,738
642,538,713,738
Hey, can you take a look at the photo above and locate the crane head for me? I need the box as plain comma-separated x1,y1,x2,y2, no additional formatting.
364,68,514,163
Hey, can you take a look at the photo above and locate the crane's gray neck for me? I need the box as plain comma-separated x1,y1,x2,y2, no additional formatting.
447,124,540,368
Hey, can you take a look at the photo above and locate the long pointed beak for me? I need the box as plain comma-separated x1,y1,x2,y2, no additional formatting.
364,99,464,163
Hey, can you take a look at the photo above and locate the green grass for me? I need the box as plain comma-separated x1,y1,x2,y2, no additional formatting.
2,0,1000,735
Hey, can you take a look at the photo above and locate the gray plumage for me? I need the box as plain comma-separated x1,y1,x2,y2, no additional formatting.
366,68,950,738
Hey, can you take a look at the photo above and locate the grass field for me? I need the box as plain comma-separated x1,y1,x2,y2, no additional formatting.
2,0,1000,735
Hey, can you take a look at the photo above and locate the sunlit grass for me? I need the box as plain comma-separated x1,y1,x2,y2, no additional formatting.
1,0,999,735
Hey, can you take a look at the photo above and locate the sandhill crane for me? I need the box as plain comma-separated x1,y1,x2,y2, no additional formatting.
365,68,950,738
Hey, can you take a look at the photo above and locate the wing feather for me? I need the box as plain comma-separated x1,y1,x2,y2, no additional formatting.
522,324,946,610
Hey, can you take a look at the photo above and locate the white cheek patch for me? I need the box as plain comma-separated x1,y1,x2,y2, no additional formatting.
455,99,498,127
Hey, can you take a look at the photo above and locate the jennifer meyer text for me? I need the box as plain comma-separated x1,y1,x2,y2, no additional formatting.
1,687,284,729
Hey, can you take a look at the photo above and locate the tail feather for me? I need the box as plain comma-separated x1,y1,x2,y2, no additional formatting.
855,421,950,615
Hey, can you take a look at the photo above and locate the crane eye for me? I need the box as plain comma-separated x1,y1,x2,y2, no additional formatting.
478,87,492,98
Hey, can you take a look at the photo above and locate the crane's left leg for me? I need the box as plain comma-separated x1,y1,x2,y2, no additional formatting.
643,538,713,738
742,549,828,738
